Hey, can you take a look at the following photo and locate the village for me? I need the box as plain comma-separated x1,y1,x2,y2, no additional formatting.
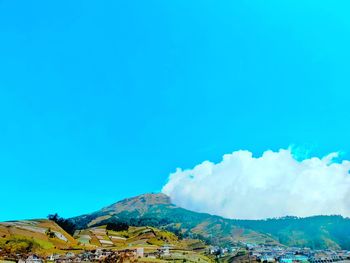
208,243,350,263
0,246,167,263
0,244,212,262
3,242,350,263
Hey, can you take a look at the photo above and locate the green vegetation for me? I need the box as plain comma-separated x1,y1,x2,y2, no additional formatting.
45,228,56,238
106,222,129,231
0,219,79,256
0,237,40,254
236,215,350,249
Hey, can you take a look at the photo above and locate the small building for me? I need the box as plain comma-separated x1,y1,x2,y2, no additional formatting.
24,255,43,263
136,247,144,257
66,252,76,258
161,245,171,256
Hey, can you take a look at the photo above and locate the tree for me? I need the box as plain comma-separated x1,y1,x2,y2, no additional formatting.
45,228,56,238
48,213,76,235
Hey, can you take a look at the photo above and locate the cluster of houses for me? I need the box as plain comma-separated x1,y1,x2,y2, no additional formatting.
208,246,238,256
207,243,350,263
246,244,350,263
0,245,174,263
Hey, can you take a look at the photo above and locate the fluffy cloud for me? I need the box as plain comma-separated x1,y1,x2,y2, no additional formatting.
162,148,350,219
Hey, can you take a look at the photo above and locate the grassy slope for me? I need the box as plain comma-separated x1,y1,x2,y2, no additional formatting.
0,219,79,256
73,224,213,262
0,220,212,262
74,224,206,250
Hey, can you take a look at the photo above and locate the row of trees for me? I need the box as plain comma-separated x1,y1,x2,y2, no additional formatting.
47,213,76,235
106,222,129,231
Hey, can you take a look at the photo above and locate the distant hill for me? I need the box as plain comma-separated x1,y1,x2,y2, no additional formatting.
70,193,350,250
235,215,350,249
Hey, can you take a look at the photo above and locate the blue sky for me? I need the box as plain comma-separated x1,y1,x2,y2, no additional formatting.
0,1,350,221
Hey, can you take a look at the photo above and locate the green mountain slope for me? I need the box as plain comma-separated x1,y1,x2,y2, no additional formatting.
70,193,350,250
70,193,278,246
235,215,350,249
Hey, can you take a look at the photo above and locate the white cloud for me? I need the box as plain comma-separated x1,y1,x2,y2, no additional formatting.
162,148,350,219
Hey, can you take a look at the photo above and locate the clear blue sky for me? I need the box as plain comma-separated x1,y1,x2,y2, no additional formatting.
1,1,350,221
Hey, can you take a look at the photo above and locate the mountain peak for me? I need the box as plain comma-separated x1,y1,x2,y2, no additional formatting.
120,192,171,205
102,192,172,214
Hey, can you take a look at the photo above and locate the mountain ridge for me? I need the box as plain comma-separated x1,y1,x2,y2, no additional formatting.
69,192,350,249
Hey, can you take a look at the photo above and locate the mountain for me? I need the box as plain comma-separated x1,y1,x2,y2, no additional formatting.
70,193,278,246
70,193,350,250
